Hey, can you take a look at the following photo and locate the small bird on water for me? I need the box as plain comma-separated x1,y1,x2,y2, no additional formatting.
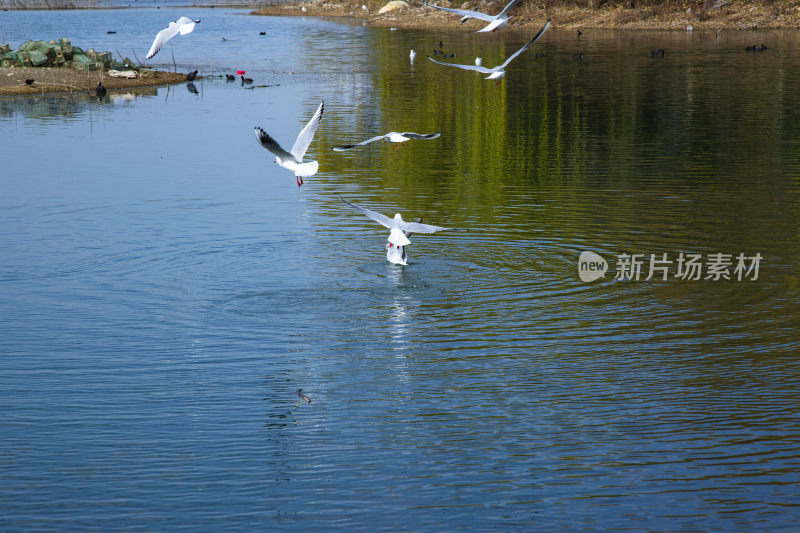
297,389,311,403
186,69,198,81
241,75,253,84
95,81,107,98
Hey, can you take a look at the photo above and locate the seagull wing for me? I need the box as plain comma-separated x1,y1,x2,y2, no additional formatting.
290,101,324,161
495,0,522,18
146,21,182,60
477,17,507,32
423,1,495,21
336,194,393,229
175,17,198,35
399,221,465,234
498,19,551,69
332,135,386,152
400,132,441,140
254,127,295,162
427,56,495,74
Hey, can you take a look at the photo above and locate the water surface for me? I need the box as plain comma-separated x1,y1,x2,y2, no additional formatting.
1,9,799,531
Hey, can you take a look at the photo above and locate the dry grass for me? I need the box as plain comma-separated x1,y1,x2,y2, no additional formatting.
252,0,800,30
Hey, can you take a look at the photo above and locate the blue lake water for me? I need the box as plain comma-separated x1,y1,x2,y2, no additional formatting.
1,8,800,531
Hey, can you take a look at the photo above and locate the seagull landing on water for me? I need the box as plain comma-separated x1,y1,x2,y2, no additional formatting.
332,132,440,151
424,0,520,32
428,20,550,85
145,16,200,60
254,101,324,188
336,194,464,266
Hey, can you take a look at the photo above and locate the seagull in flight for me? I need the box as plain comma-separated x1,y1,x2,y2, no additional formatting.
428,20,550,84
460,6,480,24
336,194,464,265
146,16,200,60
332,132,440,151
424,0,519,32
254,101,324,187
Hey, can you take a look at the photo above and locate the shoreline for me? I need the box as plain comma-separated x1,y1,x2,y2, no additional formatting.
0,67,188,96
250,0,800,31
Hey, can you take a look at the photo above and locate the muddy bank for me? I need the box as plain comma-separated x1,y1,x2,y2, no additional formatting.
251,0,800,31
0,67,188,96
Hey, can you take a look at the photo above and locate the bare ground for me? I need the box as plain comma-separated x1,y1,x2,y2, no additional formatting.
0,67,188,96
251,0,800,31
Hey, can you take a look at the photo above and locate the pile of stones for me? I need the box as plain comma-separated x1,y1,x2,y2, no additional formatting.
0,39,156,77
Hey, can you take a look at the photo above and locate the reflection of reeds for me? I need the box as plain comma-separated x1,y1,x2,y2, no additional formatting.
0,0,98,9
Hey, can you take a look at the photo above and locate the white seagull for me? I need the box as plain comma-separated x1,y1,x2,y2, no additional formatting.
410,49,417,62
254,101,324,187
428,20,550,84
424,0,520,32
459,7,480,25
336,194,464,265
145,16,200,60
332,132,440,151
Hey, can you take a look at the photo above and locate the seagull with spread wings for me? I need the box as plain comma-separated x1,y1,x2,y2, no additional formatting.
427,20,550,84
336,194,464,265
145,16,200,60
424,0,519,32
254,102,324,187
332,132,440,151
